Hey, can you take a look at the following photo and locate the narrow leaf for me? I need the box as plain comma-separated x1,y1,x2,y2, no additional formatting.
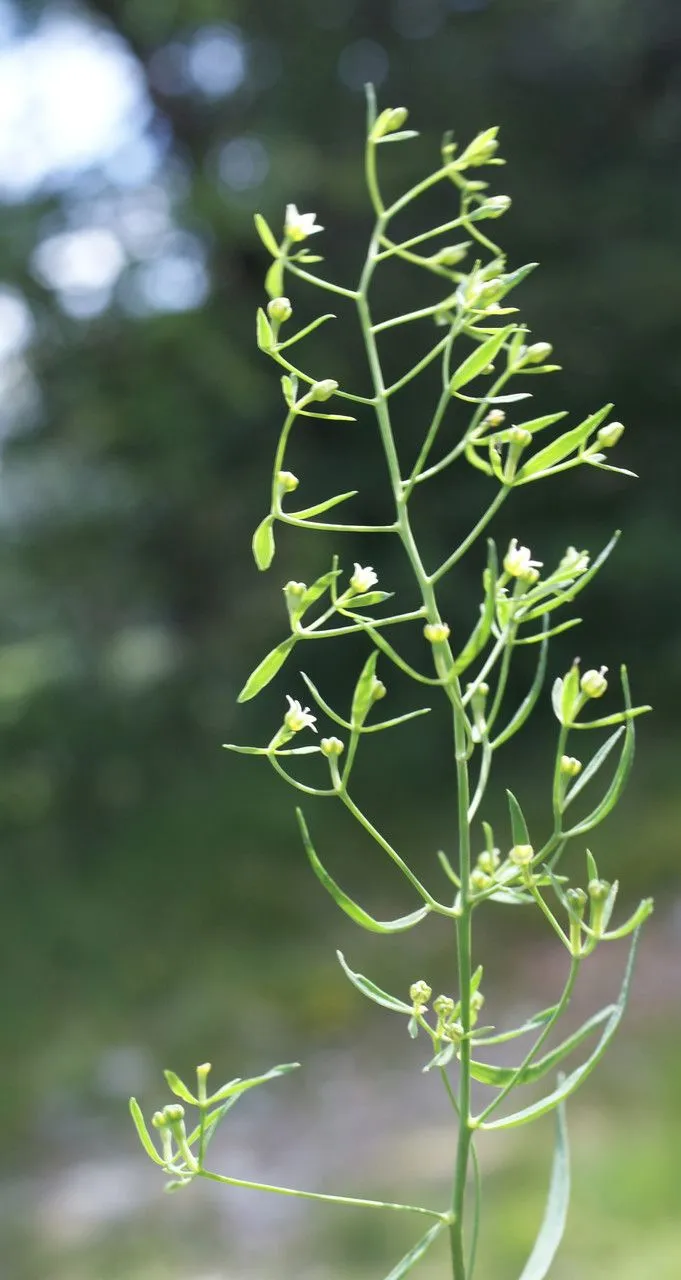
337,950,413,1014
565,667,636,835
164,1070,198,1105
492,620,548,748
455,539,498,674
300,568,341,613
129,1098,165,1166
517,405,612,481
522,530,621,623
209,1063,299,1105
507,789,530,846
351,650,380,727
254,212,280,257
382,1223,445,1280
517,1096,570,1280
252,515,275,570
265,258,284,299
237,636,296,703
470,1005,614,1086
481,928,641,1130
256,308,274,352
290,490,358,519
297,810,430,933
449,326,515,393
344,590,394,609
563,727,624,808
474,1005,558,1047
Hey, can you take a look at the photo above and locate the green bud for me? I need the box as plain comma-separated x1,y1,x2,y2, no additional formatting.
523,341,553,364
456,127,500,168
370,679,387,702
267,296,292,324
588,878,611,903
477,848,500,876
471,194,511,220
277,470,299,493
470,867,492,893
588,878,612,938
567,887,588,913
152,1110,167,1129
508,426,532,447
410,979,432,1006
433,994,455,1018
320,736,344,757
432,242,470,267
284,580,306,598
560,755,582,777
424,621,451,643
371,106,409,141
581,666,608,699
309,379,339,402
163,1103,185,1122
596,421,624,449
483,410,505,428
470,990,485,1014
567,886,588,955
509,843,534,867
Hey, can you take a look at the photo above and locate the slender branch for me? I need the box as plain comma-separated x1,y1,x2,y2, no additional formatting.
197,1168,446,1219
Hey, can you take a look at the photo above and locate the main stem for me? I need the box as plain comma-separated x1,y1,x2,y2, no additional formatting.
357,183,474,1280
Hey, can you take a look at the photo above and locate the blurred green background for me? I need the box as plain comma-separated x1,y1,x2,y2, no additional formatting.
1,0,680,1276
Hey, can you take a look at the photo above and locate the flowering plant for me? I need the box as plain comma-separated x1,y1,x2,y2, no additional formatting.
131,90,652,1280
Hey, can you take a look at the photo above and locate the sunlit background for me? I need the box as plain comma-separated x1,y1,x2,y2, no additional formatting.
1,1,681,1277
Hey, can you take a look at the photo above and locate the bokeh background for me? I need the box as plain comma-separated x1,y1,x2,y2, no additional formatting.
1,1,680,1277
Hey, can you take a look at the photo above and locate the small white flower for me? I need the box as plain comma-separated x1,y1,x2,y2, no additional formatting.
349,563,378,594
284,695,317,734
284,203,324,243
503,538,543,580
559,546,589,577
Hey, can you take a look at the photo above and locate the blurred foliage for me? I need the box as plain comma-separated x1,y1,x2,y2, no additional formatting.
1,3,681,1273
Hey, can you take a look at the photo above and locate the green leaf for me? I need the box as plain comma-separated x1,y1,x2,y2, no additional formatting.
290,490,358,520
449,326,515,393
298,810,430,933
256,308,275,352
337,950,413,1014
299,568,341,613
522,530,621,623
487,411,567,444
563,727,624,808
492,619,548,748
517,404,612,481
129,1098,165,1166
344,590,394,609
254,212,280,257
565,667,637,835
470,1004,614,1086
209,1062,299,1105
351,650,380,727
507,789,530,846
517,1095,570,1280
481,928,641,1130
237,636,296,702
265,258,284,299
252,515,275,570
382,1223,446,1280
376,129,421,143
561,661,581,725
474,1005,558,1047
455,539,498,673
163,1070,198,1105
424,1042,455,1071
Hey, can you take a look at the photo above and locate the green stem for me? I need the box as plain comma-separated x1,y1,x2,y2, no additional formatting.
357,144,475,1279
432,489,509,582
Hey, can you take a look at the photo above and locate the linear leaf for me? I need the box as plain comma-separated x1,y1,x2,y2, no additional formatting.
455,539,498,673
164,1070,198,1104
470,1004,614,1086
382,1223,446,1279
297,810,430,933
209,1063,299,1105
237,636,296,702
517,404,612,481
254,212,280,257
507,789,530,846
449,326,515,393
521,530,621,622
517,1095,570,1280
565,667,636,835
337,950,412,1014
474,1005,559,1047
265,258,284,299
481,928,641,1130
492,620,548,748
563,727,624,808
256,308,274,352
351,650,380,726
129,1098,165,1166
290,490,358,519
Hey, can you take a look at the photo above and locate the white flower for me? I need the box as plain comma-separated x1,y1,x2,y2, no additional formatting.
284,203,324,243
349,563,378,594
503,538,543,580
284,695,317,734
559,546,589,577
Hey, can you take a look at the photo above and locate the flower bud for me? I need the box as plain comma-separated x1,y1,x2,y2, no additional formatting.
267,296,292,324
284,580,306,598
152,1110,167,1129
277,470,299,493
567,887,588,913
457,127,500,168
559,546,589,576
473,194,511,219
588,878,612,937
163,1103,185,1123
560,755,582,777
503,538,542,580
424,622,451,643
566,886,588,954
470,990,485,1014
433,994,455,1018
508,426,532,447
410,979,432,1007
371,106,409,141
477,847,500,876
470,867,492,893
509,843,534,867
523,341,553,364
581,666,608,699
309,378,338,402
320,736,344,757
588,878,610,903
596,421,624,449
432,242,470,267
370,678,387,702
483,409,505,428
